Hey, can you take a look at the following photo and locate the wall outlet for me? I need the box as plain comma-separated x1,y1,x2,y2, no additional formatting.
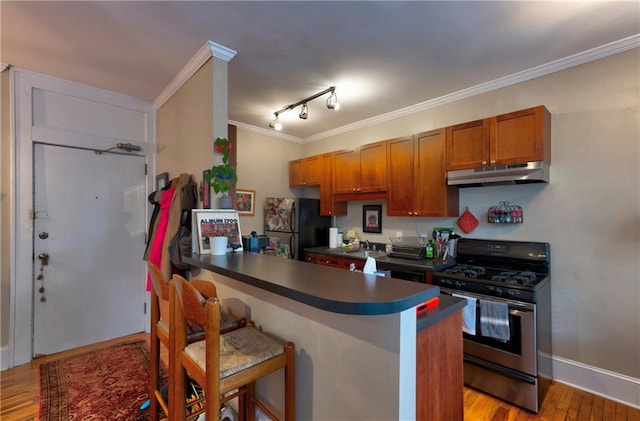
395,231,402,239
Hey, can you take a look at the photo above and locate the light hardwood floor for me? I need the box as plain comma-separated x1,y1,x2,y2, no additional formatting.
1,333,638,421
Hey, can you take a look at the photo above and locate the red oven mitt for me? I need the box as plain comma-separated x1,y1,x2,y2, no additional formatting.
457,207,479,234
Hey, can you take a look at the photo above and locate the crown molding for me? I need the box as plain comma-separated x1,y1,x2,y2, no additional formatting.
154,40,237,109
209,41,237,62
303,34,640,143
229,120,303,144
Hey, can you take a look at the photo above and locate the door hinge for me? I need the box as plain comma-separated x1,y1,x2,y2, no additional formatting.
145,163,148,175
144,302,147,315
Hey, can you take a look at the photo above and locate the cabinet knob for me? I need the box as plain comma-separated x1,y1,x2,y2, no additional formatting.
490,160,496,165
482,160,487,166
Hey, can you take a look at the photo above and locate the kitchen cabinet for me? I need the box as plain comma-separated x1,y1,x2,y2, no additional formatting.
289,155,322,187
304,252,365,271
387,130,459,217
333,140,387,194
446,105,550,170
319,153,347,216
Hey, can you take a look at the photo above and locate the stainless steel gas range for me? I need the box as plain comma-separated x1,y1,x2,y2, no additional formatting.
432,238,551,413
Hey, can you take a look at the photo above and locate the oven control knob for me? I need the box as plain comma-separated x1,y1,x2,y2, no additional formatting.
454,281,463,289
446,280,452,286
507,290,516,298
495,288,503,296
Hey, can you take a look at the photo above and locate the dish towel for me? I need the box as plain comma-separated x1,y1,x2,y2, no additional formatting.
452,293,477,335
479,299,510,341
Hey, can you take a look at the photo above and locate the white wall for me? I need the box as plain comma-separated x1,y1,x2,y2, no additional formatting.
235,129,303,235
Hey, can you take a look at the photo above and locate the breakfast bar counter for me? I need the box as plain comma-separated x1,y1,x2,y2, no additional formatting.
185,252,464,420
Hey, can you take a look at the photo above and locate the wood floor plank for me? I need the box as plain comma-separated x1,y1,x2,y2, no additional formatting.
1,333,638,421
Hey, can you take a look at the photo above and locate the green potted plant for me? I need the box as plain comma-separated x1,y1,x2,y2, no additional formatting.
205,137,237,209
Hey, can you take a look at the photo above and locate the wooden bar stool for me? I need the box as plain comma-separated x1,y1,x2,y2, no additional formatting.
147,263,243,421
170,275,296,421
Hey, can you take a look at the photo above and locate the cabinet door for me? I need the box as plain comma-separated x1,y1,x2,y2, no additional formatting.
303,155,322,185
333,150,360,193
446,119,490,170
320,153,347,216
387,136,415,216
336,257,365,271
289,159,304,187
359,140,387,192
414,129,459,217
491,105,550,165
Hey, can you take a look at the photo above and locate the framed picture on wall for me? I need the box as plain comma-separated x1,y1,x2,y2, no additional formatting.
156,172,169,190
235,189,255,216
202,169,211,209
363,205,382,233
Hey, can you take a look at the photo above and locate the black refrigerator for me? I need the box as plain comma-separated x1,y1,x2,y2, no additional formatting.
264,197,331,260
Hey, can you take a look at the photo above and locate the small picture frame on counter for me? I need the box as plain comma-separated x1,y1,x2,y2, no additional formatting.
362,204,382,233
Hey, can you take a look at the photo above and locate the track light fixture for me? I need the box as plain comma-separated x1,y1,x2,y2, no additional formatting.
269,86,339,130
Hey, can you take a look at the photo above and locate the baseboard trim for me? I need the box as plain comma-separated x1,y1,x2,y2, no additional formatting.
0,346,10,370
545,353,640,409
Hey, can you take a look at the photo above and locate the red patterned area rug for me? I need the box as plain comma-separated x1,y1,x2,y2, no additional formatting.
39,340,159,421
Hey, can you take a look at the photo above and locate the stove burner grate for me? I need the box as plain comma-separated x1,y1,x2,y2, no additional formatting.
490,271,539,285
445,264,486,279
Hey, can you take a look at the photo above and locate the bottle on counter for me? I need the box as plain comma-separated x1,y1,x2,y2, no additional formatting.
425,240,434,259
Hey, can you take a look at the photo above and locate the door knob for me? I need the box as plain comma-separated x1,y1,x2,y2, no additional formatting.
39,232,49,239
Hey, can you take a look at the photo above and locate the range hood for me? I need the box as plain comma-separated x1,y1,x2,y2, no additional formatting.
447,161,549,187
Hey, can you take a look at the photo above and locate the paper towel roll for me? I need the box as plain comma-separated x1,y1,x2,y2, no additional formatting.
329,228,338,249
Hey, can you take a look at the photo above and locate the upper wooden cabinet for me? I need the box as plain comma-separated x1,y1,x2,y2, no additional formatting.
289,155,322,187
387,130,459,217
446,105,550,170
333,140,387,194
320,153,347,216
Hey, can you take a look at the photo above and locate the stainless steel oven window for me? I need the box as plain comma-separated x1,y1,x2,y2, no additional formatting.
441,288,538,376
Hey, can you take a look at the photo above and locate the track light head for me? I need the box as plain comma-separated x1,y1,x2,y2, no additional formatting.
299,103,309,120
269,114,282,131
326,90,339,110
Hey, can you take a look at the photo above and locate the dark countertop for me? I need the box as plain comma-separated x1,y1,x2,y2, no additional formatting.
185,252,464,330
304,246,456,272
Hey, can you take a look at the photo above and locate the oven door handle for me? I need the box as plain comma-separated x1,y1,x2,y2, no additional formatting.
509,309,532,317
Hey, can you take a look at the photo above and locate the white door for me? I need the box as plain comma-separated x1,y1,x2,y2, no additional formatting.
33,143,147,357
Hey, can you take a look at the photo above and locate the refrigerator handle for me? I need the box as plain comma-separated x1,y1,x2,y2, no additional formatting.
290,234,296,260
290,202,296,233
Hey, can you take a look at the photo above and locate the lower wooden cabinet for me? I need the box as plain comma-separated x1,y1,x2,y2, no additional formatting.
304,252,365,271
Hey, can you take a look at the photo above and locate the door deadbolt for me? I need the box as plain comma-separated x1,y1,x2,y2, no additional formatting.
39,232,49,239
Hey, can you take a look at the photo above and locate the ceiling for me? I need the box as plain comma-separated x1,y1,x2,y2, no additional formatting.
2,1,639,141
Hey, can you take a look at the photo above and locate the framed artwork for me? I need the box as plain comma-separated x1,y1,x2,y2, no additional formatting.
192,209,243,255
235,189,255,216
156,172,169,190
202,169,211,209
363,204,382,233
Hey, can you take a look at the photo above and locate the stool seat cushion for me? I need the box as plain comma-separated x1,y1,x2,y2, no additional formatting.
185,327,284,379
